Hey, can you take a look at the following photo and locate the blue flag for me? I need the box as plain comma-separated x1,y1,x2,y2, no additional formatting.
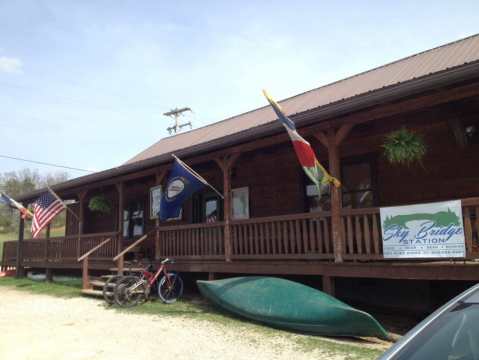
159,157,207,221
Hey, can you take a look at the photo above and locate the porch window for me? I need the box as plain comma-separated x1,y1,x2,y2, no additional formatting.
193,192,223,223
232,187,249,220
341,162,374,208
205,198,219,223
306,158,375,211
123,201,144,239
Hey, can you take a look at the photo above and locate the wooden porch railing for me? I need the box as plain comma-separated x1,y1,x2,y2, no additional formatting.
341,208,383,260
113,232,149,274
230,213,334,260
2,231,119,268
1,197,478,270
157,222,225,259
1,241,17,271
78,236,113,290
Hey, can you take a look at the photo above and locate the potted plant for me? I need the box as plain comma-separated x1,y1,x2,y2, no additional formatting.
382,128,426,166
88,195,111,215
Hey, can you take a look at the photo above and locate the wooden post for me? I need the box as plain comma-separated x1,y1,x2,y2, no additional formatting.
45,224,51,281
15,214,25,278
155,170,167,260
215,153,240,262
82,257,90,290
77,191,87,258
315,124,353,263
322,275,335,296
116,182,124,274
328,129,343,263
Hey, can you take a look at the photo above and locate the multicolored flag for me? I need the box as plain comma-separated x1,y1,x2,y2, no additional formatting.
0,192,33,219
262,90,340,198
31,191,65,238
159,154,223,221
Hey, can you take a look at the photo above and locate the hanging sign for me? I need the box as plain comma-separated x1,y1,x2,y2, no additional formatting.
380,200,465,259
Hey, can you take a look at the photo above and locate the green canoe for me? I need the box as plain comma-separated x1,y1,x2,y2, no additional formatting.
197,276,389,340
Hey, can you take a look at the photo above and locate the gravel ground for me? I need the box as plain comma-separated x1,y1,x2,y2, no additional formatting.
0,289,384,360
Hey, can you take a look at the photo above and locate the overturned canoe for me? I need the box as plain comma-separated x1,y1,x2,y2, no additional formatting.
197,276,389,339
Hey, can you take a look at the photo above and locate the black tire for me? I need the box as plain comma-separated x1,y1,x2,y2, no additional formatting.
114,276,147,307
102,275,122,305
158,273,183,304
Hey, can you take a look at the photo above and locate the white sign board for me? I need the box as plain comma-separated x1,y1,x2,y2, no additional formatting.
380,200,465,259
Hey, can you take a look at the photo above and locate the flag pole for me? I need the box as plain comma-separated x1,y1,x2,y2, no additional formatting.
46,186,80,221
0,191,34,218
171,154,224,199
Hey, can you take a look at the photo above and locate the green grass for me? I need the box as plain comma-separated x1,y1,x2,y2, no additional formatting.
0,277,385,359
0,277,82,298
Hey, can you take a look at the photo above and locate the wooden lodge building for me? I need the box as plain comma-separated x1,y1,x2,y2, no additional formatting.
3,34,479,310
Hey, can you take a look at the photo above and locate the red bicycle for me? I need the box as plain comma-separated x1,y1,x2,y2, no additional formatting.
113,258,184,307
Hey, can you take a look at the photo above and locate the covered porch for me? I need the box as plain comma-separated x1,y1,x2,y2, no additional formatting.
2,69,479,292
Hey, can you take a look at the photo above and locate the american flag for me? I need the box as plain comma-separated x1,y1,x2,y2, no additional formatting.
31,191,65,238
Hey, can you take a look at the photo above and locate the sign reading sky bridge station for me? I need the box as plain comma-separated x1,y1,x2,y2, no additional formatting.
380,200,465,259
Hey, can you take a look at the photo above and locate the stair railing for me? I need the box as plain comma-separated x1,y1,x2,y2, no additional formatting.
112,233,149,274
77,237,112,290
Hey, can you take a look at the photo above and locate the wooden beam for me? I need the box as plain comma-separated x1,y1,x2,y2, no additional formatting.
216,153,241,262
116,182,124,274
322,275,335,296
314,131,329,148
327,129,343,263
335,123,354,145
77,191,87,258
155,170,167,261
15,215,25,278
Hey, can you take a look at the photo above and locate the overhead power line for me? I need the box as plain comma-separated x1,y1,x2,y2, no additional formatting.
0,154,95,173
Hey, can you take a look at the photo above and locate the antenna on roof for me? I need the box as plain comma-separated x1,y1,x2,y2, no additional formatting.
164,107,193,135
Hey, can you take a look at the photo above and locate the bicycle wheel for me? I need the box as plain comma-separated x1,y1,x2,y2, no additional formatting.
158,273,183,304
102,275,122,305
114,276,147,307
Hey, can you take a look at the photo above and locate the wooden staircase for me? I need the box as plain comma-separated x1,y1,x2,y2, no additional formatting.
79,233,152,298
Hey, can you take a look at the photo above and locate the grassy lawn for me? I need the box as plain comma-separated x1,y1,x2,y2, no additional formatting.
0,276,82,297
0,277,386,359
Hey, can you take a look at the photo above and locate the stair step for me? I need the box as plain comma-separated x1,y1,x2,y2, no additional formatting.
109,267,145,272
81,289,103,297
90,279,106,288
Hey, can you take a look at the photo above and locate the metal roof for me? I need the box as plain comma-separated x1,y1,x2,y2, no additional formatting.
17,34,479,201
126,33,479,165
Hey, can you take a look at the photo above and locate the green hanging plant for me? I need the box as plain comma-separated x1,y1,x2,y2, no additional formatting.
383,128,426,166
88,195,111,214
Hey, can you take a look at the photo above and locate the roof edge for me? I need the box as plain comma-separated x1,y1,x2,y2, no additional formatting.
17,60,479,202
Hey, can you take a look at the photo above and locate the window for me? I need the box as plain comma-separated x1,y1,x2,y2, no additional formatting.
123,201,144,239
193,192,223,223
306,157,375,211
232,187,249,219
341,161,374,209
205,198,219,223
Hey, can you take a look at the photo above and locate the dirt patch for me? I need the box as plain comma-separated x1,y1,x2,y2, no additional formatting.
0,288,386,359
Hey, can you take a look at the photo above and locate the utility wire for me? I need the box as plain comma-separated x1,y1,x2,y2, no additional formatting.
0,154,95,173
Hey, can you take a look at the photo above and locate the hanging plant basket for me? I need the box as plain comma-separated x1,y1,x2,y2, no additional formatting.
88,195,111,214
382,128,426,166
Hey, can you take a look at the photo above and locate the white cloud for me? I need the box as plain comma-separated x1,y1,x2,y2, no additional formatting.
0,56,23,73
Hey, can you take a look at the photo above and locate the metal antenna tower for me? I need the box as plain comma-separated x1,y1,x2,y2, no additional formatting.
164,107,193,135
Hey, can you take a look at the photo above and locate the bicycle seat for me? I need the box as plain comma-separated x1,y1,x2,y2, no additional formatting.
161,258,175,264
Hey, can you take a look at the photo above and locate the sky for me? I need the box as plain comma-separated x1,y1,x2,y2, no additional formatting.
1,0,478,180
